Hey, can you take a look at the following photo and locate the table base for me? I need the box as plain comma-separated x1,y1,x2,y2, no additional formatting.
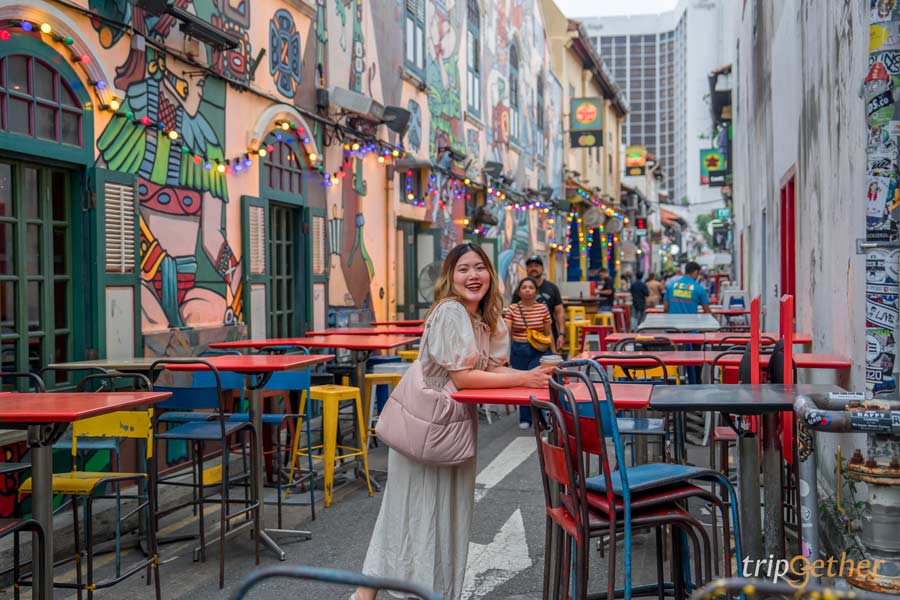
738,433,763,560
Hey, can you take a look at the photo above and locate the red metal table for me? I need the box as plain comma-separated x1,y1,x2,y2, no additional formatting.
451,382,652,410
164,354,332,560
0,391,172,600
305,326,425,336
371,319,424,326
575,350,709,367
646,307,751,316
708,352,851,370
606,332,707,347
703,331,813,346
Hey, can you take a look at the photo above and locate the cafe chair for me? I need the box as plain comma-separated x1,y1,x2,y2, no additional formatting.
596,354,675,465
18,372,161,600
231,565,442,600
690,577,889,600
550,360,744,595
0,519,46,600
579,325,614,354
0,372,46,600
150,359,261,589
289,383,373,508
531,393,713,600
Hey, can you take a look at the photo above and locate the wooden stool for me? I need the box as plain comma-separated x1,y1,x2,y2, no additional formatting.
289,384,373,507
363,372,402,447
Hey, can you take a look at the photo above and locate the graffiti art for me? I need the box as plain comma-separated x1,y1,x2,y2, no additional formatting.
269,9,302,98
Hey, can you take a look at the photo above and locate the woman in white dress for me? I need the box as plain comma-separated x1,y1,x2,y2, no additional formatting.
352,243,550,600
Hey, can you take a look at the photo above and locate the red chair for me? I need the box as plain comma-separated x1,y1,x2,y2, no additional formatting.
612,306,629,333
579,325,614,353
531,395,712,600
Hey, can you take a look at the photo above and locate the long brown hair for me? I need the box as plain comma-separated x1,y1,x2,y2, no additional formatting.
426,243,504,332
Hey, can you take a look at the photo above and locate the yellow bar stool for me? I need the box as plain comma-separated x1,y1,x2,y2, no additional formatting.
592,312,616,329
567,319,588,357
363,372,402,447
397,349,419,362
288,384,373,507
567,306,587,322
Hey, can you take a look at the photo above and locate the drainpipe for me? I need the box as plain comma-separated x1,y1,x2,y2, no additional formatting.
385,166,396,321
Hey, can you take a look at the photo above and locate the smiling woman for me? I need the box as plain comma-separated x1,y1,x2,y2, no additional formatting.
353,243,548,600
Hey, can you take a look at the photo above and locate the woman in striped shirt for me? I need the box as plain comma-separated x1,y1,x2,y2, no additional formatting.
504,277,554,429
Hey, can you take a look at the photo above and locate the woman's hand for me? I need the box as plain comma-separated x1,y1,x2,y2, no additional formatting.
518,367,551,389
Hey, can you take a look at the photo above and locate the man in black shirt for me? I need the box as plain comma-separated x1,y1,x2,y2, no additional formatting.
596,268,615,312
512,256,566,351
629,272,650,329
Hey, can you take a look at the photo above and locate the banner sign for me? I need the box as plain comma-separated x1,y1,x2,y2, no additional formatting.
625,146,647,176
700,149,728,185
569,98,603,148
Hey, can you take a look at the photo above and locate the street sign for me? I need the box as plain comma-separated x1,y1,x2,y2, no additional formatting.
570,98,603,148
626,146,647,176
700,148,727,184
717,207,731,220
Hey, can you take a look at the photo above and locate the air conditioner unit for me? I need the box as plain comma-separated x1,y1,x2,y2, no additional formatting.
328,86,385,122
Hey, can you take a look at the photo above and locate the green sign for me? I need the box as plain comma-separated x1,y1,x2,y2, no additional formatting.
700,149,726,184
569,98,603,148
717,207,731,220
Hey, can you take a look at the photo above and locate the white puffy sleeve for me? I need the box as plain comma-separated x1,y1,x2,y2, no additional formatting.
425,301,481,372
487,318,510,368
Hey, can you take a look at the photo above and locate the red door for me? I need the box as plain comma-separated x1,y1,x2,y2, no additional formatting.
780,167,796,305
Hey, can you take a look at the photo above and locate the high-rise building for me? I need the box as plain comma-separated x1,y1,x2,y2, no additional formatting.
582,0,730,217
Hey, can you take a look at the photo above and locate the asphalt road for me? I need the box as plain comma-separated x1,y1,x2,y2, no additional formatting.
25,409,687,600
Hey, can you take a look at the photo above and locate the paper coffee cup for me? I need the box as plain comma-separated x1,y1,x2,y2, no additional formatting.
539,354,563,371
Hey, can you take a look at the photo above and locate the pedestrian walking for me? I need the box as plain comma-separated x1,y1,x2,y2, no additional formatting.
354,242,549,600
663,261,712,314
511,255,566,353
646,272,666,307
629,272,650,329
596,267,615,313
505,277,555,429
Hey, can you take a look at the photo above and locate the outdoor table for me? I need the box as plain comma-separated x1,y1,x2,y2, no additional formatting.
164,354,333,561
575,350,709,367
703,331,813,346
0,390,171,600
708,353,851,370
646,307,751,316
606,332,707,347
305,326,425,336
649,383,844,561
636,313,721,332
211,335,419,392
47,357,161,371
451,382,652,409
370,319,424,326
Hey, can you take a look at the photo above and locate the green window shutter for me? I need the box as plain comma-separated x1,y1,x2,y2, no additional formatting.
241,196,270,339
92,167,142,359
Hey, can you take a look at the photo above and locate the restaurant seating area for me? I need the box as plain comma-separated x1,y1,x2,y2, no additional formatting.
0,299,869,600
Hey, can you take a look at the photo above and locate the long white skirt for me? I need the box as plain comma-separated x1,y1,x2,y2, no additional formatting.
362,449,476,599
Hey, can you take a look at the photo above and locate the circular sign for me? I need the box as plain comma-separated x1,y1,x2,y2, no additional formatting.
577,133,597,146
575,102,598,125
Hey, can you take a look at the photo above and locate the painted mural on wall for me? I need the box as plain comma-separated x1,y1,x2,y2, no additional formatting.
866,4,900,398
427,0,465,159
269,9,302,98
91,0,244,333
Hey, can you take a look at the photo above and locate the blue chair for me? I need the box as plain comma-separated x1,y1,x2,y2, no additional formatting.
550,359,744,599
150,359,260,590
193,362,315,524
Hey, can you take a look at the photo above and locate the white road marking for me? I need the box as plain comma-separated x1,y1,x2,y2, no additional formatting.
474,436,536,503
462,509,532,600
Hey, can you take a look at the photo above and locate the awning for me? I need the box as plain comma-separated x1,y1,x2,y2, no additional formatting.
696,253,732,268
660,208,686,227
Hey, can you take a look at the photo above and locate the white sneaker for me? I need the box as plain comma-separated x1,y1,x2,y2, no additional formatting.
518,422,531,430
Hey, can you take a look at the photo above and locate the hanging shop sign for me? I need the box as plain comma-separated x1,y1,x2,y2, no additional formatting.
569,98,604,148
625,146,647,176
700,149,728,186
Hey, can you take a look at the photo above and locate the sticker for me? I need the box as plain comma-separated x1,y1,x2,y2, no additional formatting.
799,479,810,498
872,0,900,25
866,61,900,127
867,174,900,240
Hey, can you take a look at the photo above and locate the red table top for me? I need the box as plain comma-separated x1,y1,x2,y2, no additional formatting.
163,354,334,373
452,382,652,409
305,326,424,336
709,352,851,370
0,391,172,424
704,332,813,345
210,335,419,352
646,307,750,315
575,350,709,367
371,320,424,326
606,332,707,346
